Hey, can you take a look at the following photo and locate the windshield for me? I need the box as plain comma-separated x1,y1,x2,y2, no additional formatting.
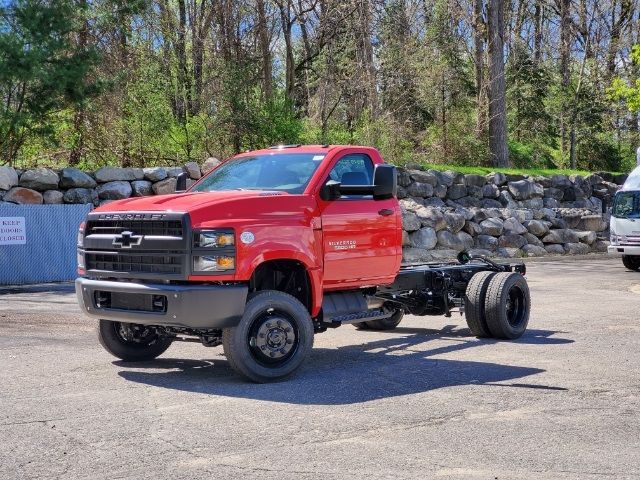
613,191,640,219
191,153,325,194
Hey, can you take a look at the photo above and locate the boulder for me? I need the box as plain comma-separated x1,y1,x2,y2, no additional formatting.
464,174,486,188
468,248,494,257
591,240,609,252
482,183,500,199
184,162,202,180
503,217,527,235
455,207,474,221
551,175,572,188
95,167,141,183
543,198,560,208
521,198,544,210
445,212,466,233
456,196,483,208
407,182,433,198
19,168,59,191
43,190,64,204
202,157,221,174
131,180,154,197
416,207,447,231
152,177,177,195
431,170,455,187
64,188,98,205
59,168,96,188
463,220,483,236
498,190,518,208
479,217,504,236
505,173,527,182
564,242,590,255
498,234,527,249
433,184,447,199
521,244,547,257
397,168,412,187
409,227,437,249
3,187,43,204
487,172,507,186
550,217,568,229
533,176,552,188
544,187,564,200
524,220,549,237
585,173,604,185
456,231,474,250
507,179,543,200
447,184,467,200
524,232,545,247
575,230,597,245
576,215,607,232
402,210,421,232
482,198,503,209
0,166,19,190
542,229,579,244
143,167,168,182
561,212,582,229
402,230,410,246
423,197,446,207
166,167,184,178
476,234,498,250
436,230,465,251
409,170,438,186
97,181,132,200
467,185,483,198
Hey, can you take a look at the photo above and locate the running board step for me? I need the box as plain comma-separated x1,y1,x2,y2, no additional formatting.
323,308,393,325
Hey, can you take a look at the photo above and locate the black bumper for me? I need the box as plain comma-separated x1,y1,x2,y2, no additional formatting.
76,278,248,329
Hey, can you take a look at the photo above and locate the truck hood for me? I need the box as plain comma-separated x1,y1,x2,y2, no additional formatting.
94,190,289,213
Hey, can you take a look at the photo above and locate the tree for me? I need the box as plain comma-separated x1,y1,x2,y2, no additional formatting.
487,0,509,167
0,0,102,165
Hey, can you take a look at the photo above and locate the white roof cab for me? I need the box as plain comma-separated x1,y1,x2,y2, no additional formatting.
609,165,640,270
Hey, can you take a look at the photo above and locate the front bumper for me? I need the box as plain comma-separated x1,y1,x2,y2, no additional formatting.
76,278,248,329
608,245,640,256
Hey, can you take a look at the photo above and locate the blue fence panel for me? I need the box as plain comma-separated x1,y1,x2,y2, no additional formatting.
0,204,91,285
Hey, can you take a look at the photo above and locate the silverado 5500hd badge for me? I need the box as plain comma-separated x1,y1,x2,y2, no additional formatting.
329,240,356,250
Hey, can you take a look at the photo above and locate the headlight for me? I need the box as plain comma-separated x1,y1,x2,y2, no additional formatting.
195,230,234,248
610,234,619,245
193,255,235,272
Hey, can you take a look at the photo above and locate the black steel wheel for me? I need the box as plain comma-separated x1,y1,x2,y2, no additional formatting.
464,271,496,337
622,255,640,271
222,290,314,383
484,272,531,339
98,320,172,361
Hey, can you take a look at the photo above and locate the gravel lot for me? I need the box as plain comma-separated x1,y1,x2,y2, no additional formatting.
1,256,639,480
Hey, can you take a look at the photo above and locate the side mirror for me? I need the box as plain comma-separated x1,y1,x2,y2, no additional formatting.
373,164,397,200
320,180,342,201
175,172,188,193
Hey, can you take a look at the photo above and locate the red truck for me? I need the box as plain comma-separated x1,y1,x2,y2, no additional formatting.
76,145,530,382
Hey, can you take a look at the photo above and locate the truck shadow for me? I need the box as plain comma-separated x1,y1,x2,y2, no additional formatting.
115,328,570,405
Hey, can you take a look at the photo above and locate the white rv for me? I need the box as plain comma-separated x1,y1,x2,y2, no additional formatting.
609,165,640,270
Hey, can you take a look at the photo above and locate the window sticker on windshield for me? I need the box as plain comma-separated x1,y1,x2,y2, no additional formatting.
312,155,325,161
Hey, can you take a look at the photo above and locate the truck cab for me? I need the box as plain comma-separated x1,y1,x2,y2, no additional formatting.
76,145,530,382
609,165,640,271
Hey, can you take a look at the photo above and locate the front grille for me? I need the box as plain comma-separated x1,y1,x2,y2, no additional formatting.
622,235,640,245
86,220,183,237
86,252,183,275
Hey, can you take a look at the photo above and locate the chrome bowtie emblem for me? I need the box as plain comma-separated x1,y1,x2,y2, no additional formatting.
112,231,142,248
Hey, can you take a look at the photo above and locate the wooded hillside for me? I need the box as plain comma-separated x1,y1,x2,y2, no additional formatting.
1,0,640,171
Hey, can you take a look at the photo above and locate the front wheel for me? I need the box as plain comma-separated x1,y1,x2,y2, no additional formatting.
98,320,172,361
222,290,314,383
622,255,640,271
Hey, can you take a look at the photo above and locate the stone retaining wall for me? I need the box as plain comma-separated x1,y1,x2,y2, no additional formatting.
0,161,624,260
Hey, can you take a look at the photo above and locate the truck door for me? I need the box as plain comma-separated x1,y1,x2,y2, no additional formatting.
319,153,401,287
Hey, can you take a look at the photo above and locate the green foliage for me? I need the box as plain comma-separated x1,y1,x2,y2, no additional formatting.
609,45,640,113
0,0,102,164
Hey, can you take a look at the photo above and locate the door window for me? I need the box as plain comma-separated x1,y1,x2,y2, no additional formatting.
327,154,374,199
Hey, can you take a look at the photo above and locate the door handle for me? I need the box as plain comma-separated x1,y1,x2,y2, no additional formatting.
378,208,394,216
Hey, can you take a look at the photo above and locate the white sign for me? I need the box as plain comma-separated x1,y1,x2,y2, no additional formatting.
0,217,26,245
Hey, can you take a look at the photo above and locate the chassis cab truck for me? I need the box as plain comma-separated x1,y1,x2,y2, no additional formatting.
609,165,640,271
76,145,531,382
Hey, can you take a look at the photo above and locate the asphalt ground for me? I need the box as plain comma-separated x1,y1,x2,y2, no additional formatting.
1,256,639,480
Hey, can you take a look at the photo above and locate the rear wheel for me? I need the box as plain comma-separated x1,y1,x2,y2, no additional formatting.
98,320,172,361
484,272,530,339
222,290,314,383
622,255,640,271
464,271,496,337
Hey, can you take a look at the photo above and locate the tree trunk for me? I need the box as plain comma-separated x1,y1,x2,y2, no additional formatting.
533,1,542,64
559,0,571,159
473,0,485,138
257,0,273,103
487,0,509,168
